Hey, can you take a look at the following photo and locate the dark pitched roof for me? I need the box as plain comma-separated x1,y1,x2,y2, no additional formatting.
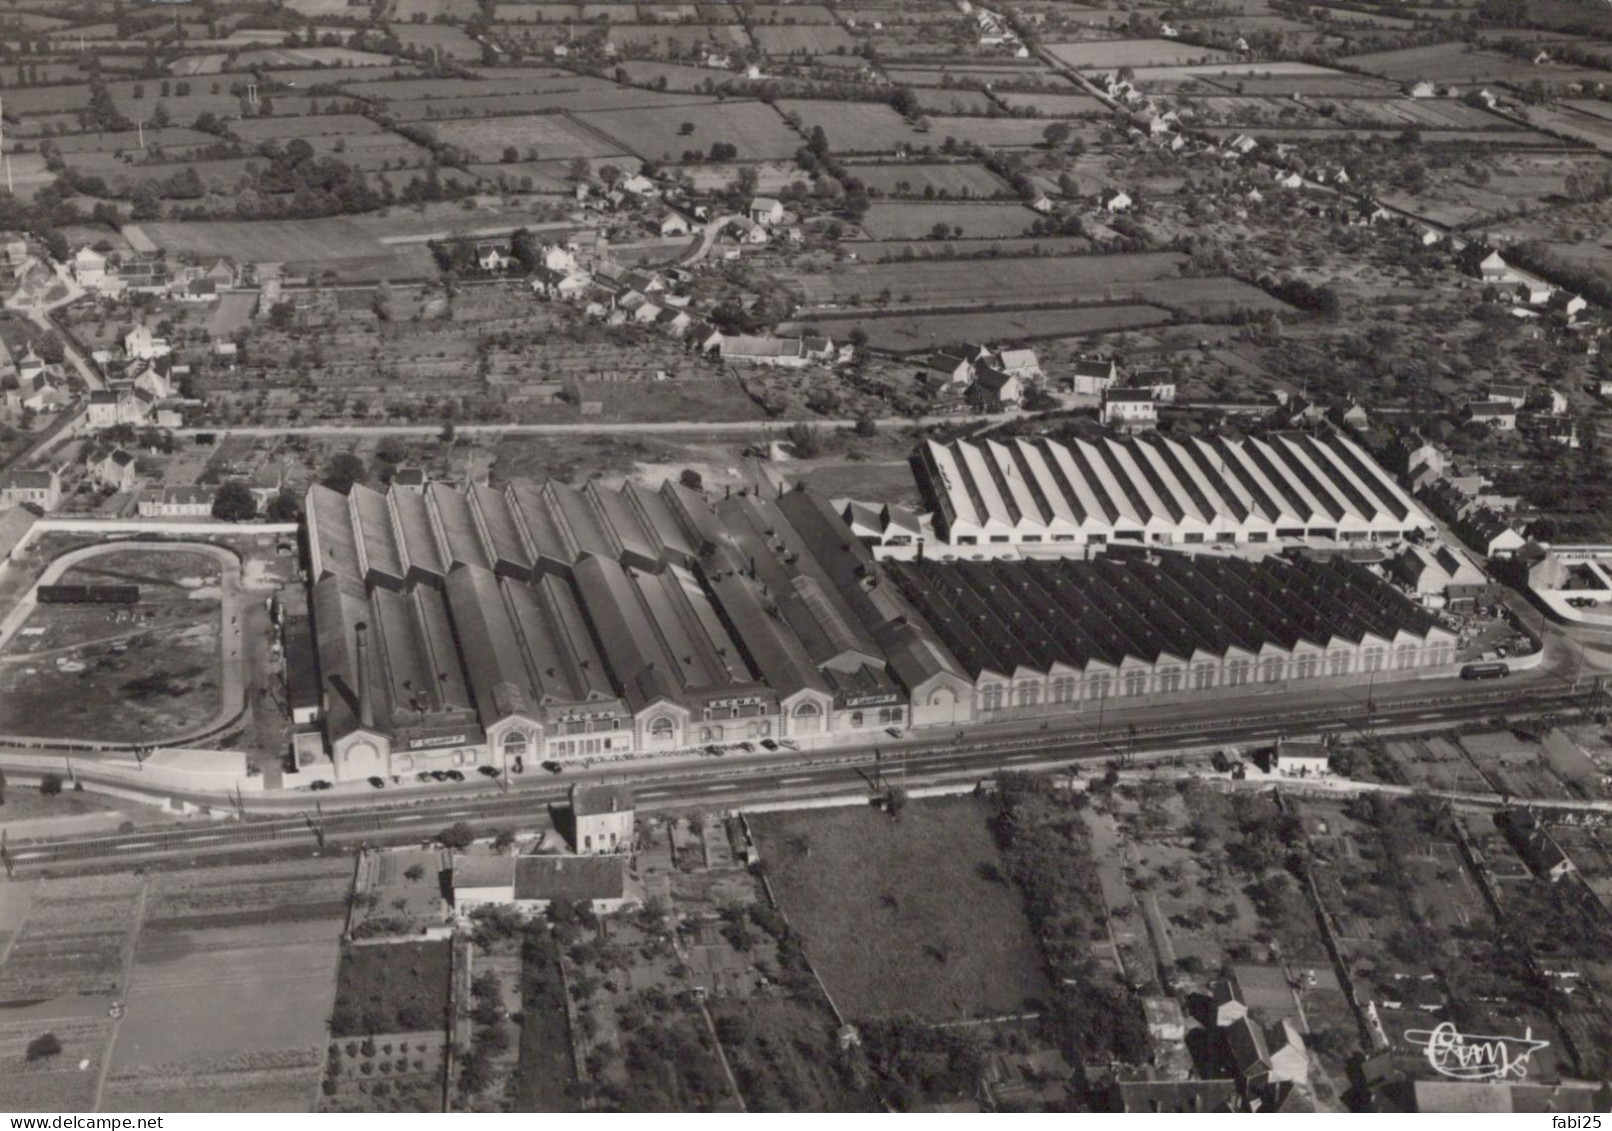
513,854,627,902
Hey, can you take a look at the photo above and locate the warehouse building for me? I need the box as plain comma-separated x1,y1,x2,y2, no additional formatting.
304,478,968,781
884,553,1459,717
915,431,1435,559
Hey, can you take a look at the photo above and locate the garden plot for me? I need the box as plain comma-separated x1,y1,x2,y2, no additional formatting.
847,162,1007,197
1346,41,1612,87
0,873,144,1007
908,87,997,114
789,249,1187,307
993,91,1107,115
751,23,857,54
749,796,1049,1022
926,115,1082,147
816,304,1169,352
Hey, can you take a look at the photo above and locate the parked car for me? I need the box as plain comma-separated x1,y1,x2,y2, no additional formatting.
541,760,563,774
760,739,779,751
367,776,386,789
416,771,433,783
477,765,500,778
309,780,332,791
430,770,446,782
445,769,464,782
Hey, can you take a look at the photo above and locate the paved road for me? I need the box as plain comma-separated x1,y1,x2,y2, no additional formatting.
680,214,741,265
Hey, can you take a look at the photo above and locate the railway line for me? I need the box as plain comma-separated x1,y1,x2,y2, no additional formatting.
2,680,1592,873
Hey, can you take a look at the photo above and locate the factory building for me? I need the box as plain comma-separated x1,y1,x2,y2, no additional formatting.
303,473,1461,783
915,432,1435,559
884,553,1459,717
304,478,969,781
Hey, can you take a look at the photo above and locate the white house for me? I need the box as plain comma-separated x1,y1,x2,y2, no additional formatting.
571,784,634,853
749,197,785,226
0,468,62,511
1099,188,1133,213
451,853,633,918
125,325,171,361
1102,388,1159,430
71,246,108,290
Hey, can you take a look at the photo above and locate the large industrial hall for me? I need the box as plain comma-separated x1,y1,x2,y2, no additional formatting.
915,431,1436,558
301,472,1462,781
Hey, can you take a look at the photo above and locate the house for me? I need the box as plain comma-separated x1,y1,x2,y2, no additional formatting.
1455,508,1526,558
476,243,513,272
920,352,974,390
1116,1081,1238,1114
531,266,590,301
132,358,174,401
968,367,1022,412
1212,977,1249,1027
1068,357,1118,395
9,373,70,414
1465,400,1517,431
178,277,218,304
1539,387,1569,416
203,259,235,288
1516,279,1553,305
571,784,633,853
1225,1016,1271,1092
1486,382,1529,407
85,445,137,492
1102,388,1158,430
451,853,634,917
997,347,1041,379
1407,80,1437,98
620,173,658,198
1391,543,1490,605
542,244,579,273
136,485,213,517
391,467,426,493
1266,1019,1309,1085
1226,134,1258,155
71,246,108,290
16,347,46,386
0,468,61,511
749,197,785,226
1143,997,1187,1043
124,325,170,361
1123,368,1176,403
650,207,693,238
1099,188,1132,213
87,388,152,429
720,335,808,368
1271,737,1329,777
1273,170,1304,190
1549,291,1588,320
1497,811,1576,883
1466,248,1510,282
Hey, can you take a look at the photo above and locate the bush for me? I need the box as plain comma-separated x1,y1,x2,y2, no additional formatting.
26,1033,61,1061
436,821,476,849
679,468,703,490
39,773,62,797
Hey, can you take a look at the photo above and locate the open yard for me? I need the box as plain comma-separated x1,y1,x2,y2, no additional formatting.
330,939,452,1038
0,548,223,744
748,796,1049,1022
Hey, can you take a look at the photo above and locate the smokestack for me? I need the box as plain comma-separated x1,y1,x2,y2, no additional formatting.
355,621,375,731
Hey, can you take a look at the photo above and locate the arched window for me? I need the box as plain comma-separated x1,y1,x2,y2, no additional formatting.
1051,677,1076,703
1123,670,1147,697
649,717,675,742
980,684,1004,711
1294,654,1319,680
502,731,529,760
1016,683,1040,708
1395,645,1417,670
1193,665,1215,690
1260,659,1283,684
794,700,823,734
1157,667,1182,693
1328,652,1350,677
1226,662,1250,687
850,711,864,728
1363,649,1384,673
795,701,821,717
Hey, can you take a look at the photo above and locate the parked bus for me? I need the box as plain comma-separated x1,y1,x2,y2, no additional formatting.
1460,662,1510,680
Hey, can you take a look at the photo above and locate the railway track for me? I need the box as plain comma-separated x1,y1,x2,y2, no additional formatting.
2,681,1590,872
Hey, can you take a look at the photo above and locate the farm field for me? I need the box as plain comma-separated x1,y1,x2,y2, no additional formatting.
776,99,926,154
130,204,573,280
788,250,1188,308
814,304,1172,351
748,797,1049,1022
577,101,801,160
1045,38,1239,69
851,234,1093,260
426,113,630,161
846,162,1007,197
907,87,997,114
859,201,1040,239
993,91,1107,116
925,116,1076,148
751,24,856,54
1345,41,1612,86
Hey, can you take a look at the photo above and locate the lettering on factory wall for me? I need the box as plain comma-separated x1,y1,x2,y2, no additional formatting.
709,696,766,709
841,693,900,708
408,733,468,750
1405,1023,1549,1081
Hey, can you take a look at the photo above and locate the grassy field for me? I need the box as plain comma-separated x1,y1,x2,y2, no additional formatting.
752,23,856,54
925,116,1078,148
860,201,1040,239
427,113,629,161
847,162,1007,197
1345,41,1612,86
790,460,924,507
578,100,802,160
749,796,1050,1021
790,250,1188,307
816,304,1173,351
777,99,926,154
1046,37,1238,69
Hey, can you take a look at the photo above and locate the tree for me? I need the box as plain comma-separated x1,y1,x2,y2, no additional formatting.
34,332,65,365
265,488,303,523
679,468,703,490
211,479,257,522
26,1033,61,1061
709,140,738,161
39,773,62,797
1042,121,1072,148
437,821,476,849
321,452,366,494
404,863,427,881
502,145,519,163
854,416,877,438
678,121,695,135
439,421,456,444
785,422,822,458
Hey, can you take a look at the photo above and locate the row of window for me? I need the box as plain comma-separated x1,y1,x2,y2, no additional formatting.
953,529,1403,547
977,646,1450,708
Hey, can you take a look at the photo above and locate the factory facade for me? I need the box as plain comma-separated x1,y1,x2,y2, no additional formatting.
302,474,1460,782
916,432,1436,559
